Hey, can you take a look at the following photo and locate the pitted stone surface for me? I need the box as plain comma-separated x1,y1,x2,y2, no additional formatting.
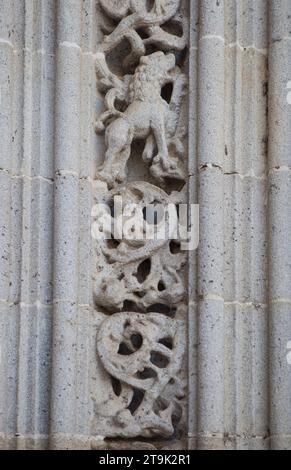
0,0,290,451
93,0,188,439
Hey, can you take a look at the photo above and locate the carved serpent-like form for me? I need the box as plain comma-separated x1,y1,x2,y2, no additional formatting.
99,1,183,65
96,311,186,437
100,0,179,22
94,0,188,439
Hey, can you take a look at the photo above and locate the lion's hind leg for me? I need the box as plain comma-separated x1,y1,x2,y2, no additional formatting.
142,134,156,163
151,118,170,171
98,118,133,187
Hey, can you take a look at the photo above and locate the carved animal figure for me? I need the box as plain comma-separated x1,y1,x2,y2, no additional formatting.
95,51,186,186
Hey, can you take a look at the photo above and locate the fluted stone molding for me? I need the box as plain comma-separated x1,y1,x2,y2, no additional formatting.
0,0,290,450
268,0,291,450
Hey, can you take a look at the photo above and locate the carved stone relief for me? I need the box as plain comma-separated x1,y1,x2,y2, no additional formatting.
97,312,186,437
93,0,188,440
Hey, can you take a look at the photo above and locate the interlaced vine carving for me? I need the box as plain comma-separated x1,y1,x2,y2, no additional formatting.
97,312,185,437
93,0,188,439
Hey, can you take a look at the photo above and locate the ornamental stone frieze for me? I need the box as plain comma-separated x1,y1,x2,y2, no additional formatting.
0,0,291,451
92,0,189,441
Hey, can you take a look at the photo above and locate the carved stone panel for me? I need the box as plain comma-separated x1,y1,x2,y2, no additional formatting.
92,0,189,443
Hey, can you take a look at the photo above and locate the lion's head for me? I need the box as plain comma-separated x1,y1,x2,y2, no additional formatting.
139,51,175,78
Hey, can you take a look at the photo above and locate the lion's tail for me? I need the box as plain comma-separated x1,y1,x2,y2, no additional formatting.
95,109,124,133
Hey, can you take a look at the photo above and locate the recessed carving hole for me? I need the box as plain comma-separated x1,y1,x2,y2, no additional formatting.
131,333,143,350
110,376,121,396
122,300,138,311
107,238,120,249
150,351,169,368
170,240,181,254
161,19,184,38
145,43,162,55
163,177,186,192
158,280,166,291
118,273,125,281
106,38,131,75
134,291,145,298
153,397,168,414
108,200,115,218
135,367,157,380
147,303,176,318
136,28,150,39
146,0,155,12
114,98,127,112
127,389,144,414
161,82,173,104
118,341,134,355
127,139,152,181
158,337,173,350
171,403,182,428
136,258,151,283
175,47,188,68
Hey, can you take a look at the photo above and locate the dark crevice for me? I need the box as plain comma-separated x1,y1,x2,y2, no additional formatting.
158,337,173,350
161,20,184,38
111,376,122,396
161,82,173,104
131,333,143,350
136,258,151,283
158,280,166,291
170,240,181,254
118,342,134,355
127,389,145,415
135,367,157,380
150,351,170,368
147,303,176,318
122,300,139,311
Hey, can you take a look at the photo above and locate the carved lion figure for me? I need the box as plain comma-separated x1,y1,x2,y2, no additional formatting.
95,51,187,187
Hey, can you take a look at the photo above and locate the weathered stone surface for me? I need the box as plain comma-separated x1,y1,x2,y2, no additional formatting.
92,0,189,442
0,0,290,451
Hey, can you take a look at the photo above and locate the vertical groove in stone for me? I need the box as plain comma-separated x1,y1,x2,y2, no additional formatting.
196,0,225,449
223,0,269,449
192,0,269,449
15,0,35,447
268,0,291,450
49,0,97,449
0,0,24,449
187,0,199,448
14,0,56,450
75,0,96,439
49,0,82,448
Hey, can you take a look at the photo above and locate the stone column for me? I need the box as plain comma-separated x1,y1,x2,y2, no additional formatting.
188,0,270,450
268,0,291,450
0,0,56,449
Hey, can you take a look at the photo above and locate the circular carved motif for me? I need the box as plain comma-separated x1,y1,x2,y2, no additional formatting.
97,311,184,391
